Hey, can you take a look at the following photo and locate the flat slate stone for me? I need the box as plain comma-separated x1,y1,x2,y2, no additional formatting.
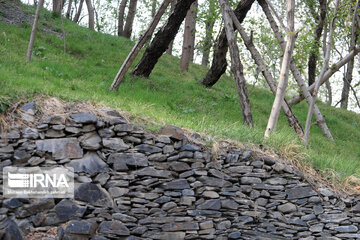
318,213,348,223
98,220,130,236
133,167,172,178
36,138,83,160
74,183,113,208
102,138,130,151
286,186,317,200
108,153,148,167
162,179,190,190
162,222,199,231
54,199,87,222
67,152,108,175
65,220,97,235
197,199,221,210
78,132,102,150
135,144,162,153
71,113,97,124
148,232,186,240
199,176,232,188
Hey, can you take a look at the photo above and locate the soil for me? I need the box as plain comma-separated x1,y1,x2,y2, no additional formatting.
0,0,33,25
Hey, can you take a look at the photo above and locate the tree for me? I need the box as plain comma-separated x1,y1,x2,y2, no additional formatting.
199,0,217,66
199,0,255,87
123,0,138,38
118,0,128,36
73,0,84,23
66,0,73,19
85,0,95,30
132,0,196,78
180,1,197,71
26,0,44,62
264,0,296,138
166,0,176,55
110,0,172,90
341,0,359,109
219,0,253,127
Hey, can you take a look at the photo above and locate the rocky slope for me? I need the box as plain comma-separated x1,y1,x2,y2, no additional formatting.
0,101,360,240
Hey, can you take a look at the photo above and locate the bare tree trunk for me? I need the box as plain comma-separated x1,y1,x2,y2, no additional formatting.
180,1,197,71
228,8,304,136
53,0,59,12
26,0,44,62
85,0,94,30
132,0,196,78
110,0,172,90
123,0,138,38
341,0,359,109
307,0,327,86
259,0,333,140
118,0,128,36
200,0,255,87
166,0,176,55
73,0,84,23
219,0,253,127
66,0,73,19
264,0,296,138
201,3,215,67
304,0,340,144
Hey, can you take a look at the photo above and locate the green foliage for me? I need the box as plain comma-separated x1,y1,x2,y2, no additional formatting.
0,4,360,183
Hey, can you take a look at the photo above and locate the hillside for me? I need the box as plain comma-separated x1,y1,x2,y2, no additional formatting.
0,1,360,184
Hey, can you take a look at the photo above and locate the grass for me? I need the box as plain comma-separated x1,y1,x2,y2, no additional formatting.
0,3,359,183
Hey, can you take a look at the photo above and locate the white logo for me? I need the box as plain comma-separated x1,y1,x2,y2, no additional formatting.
3,167,74,198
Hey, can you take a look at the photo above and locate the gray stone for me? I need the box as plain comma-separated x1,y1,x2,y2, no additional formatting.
54,199,87,222
67,152,108,175
98,128,115,138
162,222,199,231
98,220,130,236
28,156,45,166
266,177,287,185
65,220,97,235
148,232,186,240
0,218,23,240
217,220,231,230
309,223,324,232
3,198,23,209
134,167,172,178
228,166,253,173
182,144,200,151
228,231,242,239
114,124,134,132
36,138,83,160
203,191,219,199
108,187,129,197
209,169,231,180
94,173,110,185
197,199,221,210
199,176,232,188
108,153,148,168
74,183,113,208
163,179,190,190
135,144,162,153
22,128,38,139
102,138,130,151
16,198,55,218
278,203,297,213
332,225,358,233
319,187,334,197
43,115,66,125
170,161,191,172
112,213,137,222
78,132,102,150
318,213,348,223
221,199,239,210
71,113,97,124
200,220,213,230
45,129,65,138
286,187,317,199
241,177,262,184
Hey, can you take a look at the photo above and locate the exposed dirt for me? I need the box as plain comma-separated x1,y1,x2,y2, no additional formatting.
0,0,33,25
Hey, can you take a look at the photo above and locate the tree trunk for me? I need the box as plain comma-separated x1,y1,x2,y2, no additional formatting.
307,0,327,86
259,0,333,141
341,0,359,109
110,0,172,90
304,0,340,144
53,0,58,12
85,0,94,30
118,0,128,36
201,9,215,66
27,0,44,62
264,0,296,138
200,0,255,87
228,8,304,136
219,0,253,127
180,1,197,71
73,0,84,23
123,0,138,38
166,0,176,55
66,0,73,19
132,0,196,78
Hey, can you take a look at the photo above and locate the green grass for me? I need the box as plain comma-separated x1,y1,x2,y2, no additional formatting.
1,3,359,182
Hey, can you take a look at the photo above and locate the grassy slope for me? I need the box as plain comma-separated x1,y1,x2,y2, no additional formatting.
0,3,359,182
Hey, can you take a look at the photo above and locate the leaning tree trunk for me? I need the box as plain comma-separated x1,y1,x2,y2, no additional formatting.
66,0,73,19
219,0,253,127
151,0,157,17
27,0,44,62
85,0,95,30
307,0,327,86
200,0,255,87
259,0,334,141
123,0,138,38
264,0,296,138
166,0,176,55
132,0,196,78
73,0,84,23
118,0,128,36
180,1,197,71
228,7,304,136
110,0,172,90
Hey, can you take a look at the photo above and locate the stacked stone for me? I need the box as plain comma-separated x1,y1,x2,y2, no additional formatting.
0,103,359,240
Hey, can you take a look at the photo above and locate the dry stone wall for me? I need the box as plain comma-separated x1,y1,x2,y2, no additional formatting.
0,103,360,240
